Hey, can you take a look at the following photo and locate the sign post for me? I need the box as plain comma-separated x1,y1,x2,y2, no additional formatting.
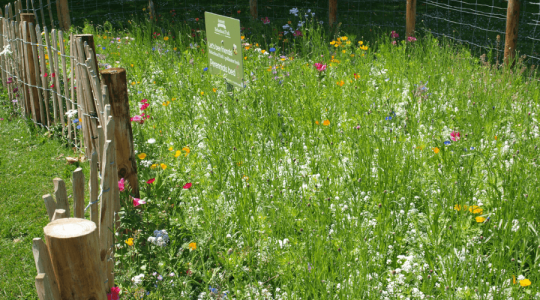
204,12,244,88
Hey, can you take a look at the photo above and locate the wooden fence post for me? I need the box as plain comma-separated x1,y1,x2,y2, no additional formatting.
55,0,70,31
329,0,337,27
249,0,257,20
20,14,42,125
100,68,140,198
44,218,107,299
72,167,85,218
32,238,61,300
53,178,70,217
504,0,520,66
406,0,417,38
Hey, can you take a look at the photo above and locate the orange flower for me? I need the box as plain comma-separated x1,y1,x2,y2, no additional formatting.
315,121,320,125
182,147,190,156
432,147,439,154
494,135,498,140
336,80,344,87
323,120,330,126
174,150,181,158
188,242,197,250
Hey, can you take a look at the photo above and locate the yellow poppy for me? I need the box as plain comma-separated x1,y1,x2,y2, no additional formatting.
164,36,169,41
174,150,181,158
241,36,245,40
520,279,531,287
137,153,147,159
475,216,486,223
200,92,204,96
160,163,167,170
323,120,330,126
213,88,217,92
125,238,134,246
150,164,157,169
168,146,173,151
244,56,247,60
188,242,197,250
433,147,440,154
130,64,134,67
341,36,348,41
261,50,266,54
469,205,483,214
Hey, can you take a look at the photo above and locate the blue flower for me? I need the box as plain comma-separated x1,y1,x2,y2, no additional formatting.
470,147,475,150
152,47,155,51
73,119,79,124
138,91,142,94
444,141,451,145
203,67,208,71
269,47,276,52
209,286,218,293
385,116,392,120
102,47,106,50
76,125,82,129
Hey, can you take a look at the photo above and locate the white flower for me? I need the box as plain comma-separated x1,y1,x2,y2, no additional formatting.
289,8,299,15
132,274,145,285
0,44,12,56
65,109,78,118
147,138,156,144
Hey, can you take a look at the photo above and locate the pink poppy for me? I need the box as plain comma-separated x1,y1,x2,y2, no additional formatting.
133,197,146,207
107,287,120,300
450,131,461,141
118,178,125,192
183,182,192,189
314,63,326,72
147,178,155,184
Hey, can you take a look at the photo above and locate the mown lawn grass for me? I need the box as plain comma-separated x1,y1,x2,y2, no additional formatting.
0,94,89,299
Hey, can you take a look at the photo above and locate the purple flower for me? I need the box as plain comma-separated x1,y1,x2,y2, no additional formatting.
308,263,312,272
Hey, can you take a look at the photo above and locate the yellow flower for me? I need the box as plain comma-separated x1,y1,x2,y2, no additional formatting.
153,81,156,84
130,64,134,67
245,46,250,51
454,204,468,211
341,36,348,41
138,153,147,159
334,44,339,48
162,101,170,106
125,238,134,246
45,54,49,60
336,80,344,87
164,36,169,41
131,82,136,85
280,58,286,61
200,91,204,96
172,98,176,101
168,146,173,151
173,47,177,51
182,147,190,156
255,43,259,47
315,121,320,125
103,36,107,39
241,36,245,40
346,41,351,45
520,279,531,287
244,56,247,60
150,164,157,169
267,68,272,72
475,216,486,223
433,147,440,154
261,50,266,54
188,242,197,250
142,8,146,11
469,205,483,214
160,163,167,170
288,21,292,24
213,88,217,93
513,275,517,285
174,150,181,158
323,120,330,126
350,54,355,57
494,135,498,140
358,41,363,45
330,41,336,45
354,73,361,80
342,50,346,54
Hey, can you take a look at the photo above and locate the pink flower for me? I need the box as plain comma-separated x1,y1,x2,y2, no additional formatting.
6,77,13,84
130,115,143,123
52,73,55,78
293,30,303,37
107,287,120,300
147,178,155,184
392,40,397,45
141,99,148,103
183,182,192,189
132,197,146,207
450,131,461,141
314,63,327,72
261,17,270,24
407,36,417,42
43,73,48,77
140,102,149,111
118,178,125,192
391,31,399,38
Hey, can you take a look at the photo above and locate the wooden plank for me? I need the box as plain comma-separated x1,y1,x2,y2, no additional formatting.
35,24,50,127
72,167,85,218
73,40,91,157
21,20,39,123
35,273,56,300
32,239,61,299
51,29,65,133
406,0,417,38
100,68,140,198
28,21,46,126
43,26,57,124
89,151,99,224
99,140,113,286
70,33,77,145
52,208,66,220
53,178,69,217
42,194,56,221
504,0,520,66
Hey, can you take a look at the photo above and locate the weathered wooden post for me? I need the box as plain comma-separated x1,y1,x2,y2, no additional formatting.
44,218,107,299
55,0,70,31
504,0,520,66
406,0,417,38
20,14,42,124
249,0,257,19
100,68,140,198
329,0,337,27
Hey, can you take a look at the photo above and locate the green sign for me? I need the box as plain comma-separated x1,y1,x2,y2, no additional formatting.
204,12,244,88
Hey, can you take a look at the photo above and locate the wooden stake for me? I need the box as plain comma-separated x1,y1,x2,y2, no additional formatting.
29,22,46,127
55,0,70,31
52,209,66,220
42,194,56,221
89,151,99,224
43,27,57,124
504,0,520,66
72,167,85,218
51,30,65,134
53,178,69,217
35,24,50,127
32,239,61,300
329,0,337,27
406,0,417,38
59,31,71,137
100,68,140,198
99,140,113,288
35,273,56,300
44,218,107,299
249,0,257,20
21,17,42,124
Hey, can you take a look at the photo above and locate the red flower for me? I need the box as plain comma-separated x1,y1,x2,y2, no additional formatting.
183,182,192,189
195,18,199,22
147,178,155,184
107,287,120,300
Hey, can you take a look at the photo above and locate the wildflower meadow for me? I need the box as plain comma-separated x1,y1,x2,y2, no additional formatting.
3,7,540,300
